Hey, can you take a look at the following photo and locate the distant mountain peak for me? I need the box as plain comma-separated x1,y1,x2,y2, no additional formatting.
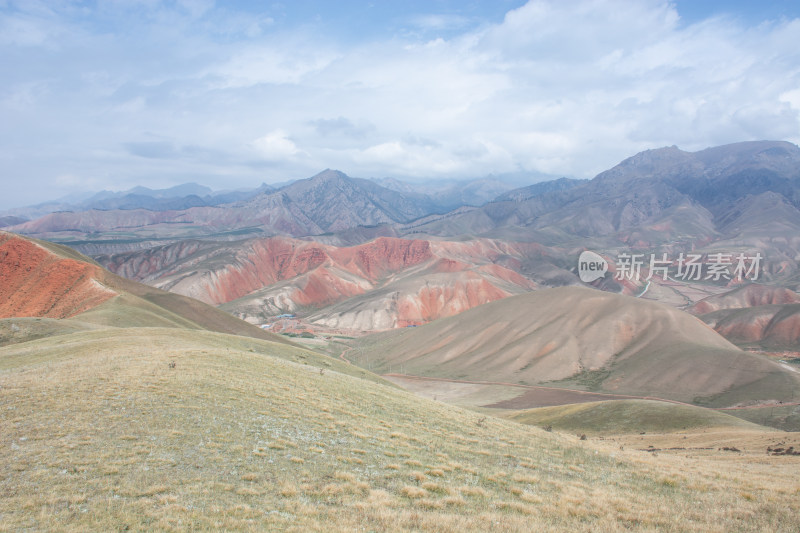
309,169,350,182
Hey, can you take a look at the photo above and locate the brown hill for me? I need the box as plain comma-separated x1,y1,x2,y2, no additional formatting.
0,231,293,344
353,286,800,406
689,283,800,314
688,284,800,349
700,304,800,350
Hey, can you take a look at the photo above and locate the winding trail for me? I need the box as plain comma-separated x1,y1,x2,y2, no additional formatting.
382,373,800,411
338,345,354,365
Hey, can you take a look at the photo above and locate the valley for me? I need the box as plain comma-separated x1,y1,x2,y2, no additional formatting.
3,140,800,531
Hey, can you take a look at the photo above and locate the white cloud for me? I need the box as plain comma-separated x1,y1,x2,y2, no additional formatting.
251,130,304,161
1,0,800,209
409,14,470,32
781,89,800,110
206,44,340,88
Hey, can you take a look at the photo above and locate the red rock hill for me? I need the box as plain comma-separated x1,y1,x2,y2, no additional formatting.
0,232,116,318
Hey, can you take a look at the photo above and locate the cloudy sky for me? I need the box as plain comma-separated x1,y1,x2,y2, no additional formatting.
1,0,799,209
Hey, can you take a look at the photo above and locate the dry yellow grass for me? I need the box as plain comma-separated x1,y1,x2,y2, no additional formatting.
1,326,799,531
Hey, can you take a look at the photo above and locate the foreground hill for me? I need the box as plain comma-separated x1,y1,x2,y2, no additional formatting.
353,286,800,406
0,231,292,344
2,323,799,531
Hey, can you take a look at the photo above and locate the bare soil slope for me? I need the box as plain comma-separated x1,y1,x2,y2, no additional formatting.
688,284,800,349
101,236,542,329
0,231,115,318
700,304,800,350
354,286,800,405
689,284,800,315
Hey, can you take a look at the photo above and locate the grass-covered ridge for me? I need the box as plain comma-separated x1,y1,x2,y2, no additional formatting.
2,328,799,531
507,399,766,435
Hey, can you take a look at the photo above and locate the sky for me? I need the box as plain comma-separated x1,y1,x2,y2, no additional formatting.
1,0,800,210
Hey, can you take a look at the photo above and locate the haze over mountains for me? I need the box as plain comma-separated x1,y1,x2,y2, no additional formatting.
0,171,529,243
6,140,800,346
0,182,277,222
8,140,799,251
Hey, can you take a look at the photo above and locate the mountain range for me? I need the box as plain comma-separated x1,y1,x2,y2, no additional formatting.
5,140,800,348
0,171,538,241
404,141,800,245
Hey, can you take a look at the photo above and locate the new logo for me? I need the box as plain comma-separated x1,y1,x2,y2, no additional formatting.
578,251,608,283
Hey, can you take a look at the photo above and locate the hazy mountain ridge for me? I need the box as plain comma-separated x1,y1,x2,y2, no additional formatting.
0,182,276,221
405,141,800,243
372,175,530,209
0,216,27,228
5,170,469,243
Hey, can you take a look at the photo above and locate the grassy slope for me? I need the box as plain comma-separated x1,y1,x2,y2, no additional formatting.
30,234,107,267
0,317,106,347
507,400,765,435
718,404,800,432
2,330,799,532
97,272,298,346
